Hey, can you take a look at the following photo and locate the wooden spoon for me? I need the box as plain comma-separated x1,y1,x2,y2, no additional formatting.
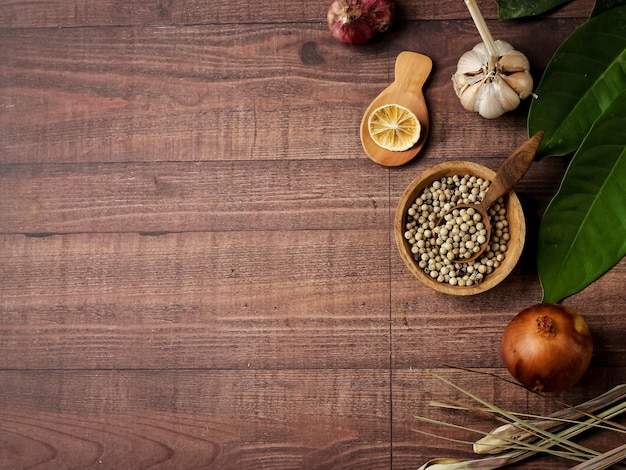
360,51,432,167
439,130,544,263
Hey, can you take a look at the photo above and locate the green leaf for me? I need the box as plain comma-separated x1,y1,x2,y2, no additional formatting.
528,6,626,159
495,0,574,21
592,0,626,17
538,92,626,303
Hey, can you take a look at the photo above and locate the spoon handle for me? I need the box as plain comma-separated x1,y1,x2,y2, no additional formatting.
482,131,544,209
393,51,432,97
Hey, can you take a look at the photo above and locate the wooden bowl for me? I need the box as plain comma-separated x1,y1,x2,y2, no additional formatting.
394,161,526,295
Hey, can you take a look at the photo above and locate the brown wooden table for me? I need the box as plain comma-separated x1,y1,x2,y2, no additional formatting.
1,0,624,468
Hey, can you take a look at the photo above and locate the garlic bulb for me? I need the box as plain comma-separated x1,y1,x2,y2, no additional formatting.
452,40,533,119
452,0,533,119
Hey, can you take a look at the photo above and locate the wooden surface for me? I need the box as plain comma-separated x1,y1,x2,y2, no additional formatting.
1,0,624,468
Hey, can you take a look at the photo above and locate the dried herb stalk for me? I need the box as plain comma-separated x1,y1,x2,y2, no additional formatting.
415,374,626,469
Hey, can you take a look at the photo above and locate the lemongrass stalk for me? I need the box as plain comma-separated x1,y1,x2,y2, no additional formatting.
414,415,587,459
431,399,626,439
474,402,626,455
484,383,626,435
464,0,499,72
417,417,626,470
417,446,586,469
413,417,588,461
569,444,626,470
416,374,626,469
475,384,626,454
417,453,523,469
444,365,626,434
473,399,626,458
420,373,626,468
428,372,599,459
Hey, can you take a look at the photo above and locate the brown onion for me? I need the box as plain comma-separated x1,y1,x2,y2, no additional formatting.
327,0,394,45
500,303,593,392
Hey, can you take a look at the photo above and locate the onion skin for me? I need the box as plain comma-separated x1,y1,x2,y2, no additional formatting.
500,303,593,393
327,0,395,45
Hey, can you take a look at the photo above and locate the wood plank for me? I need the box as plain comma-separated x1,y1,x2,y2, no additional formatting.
0,159,388,234
0,369,391,469
0,0,595,28
0,230,391,369
390,261,626,369
1,1,623,468
1,19,584,164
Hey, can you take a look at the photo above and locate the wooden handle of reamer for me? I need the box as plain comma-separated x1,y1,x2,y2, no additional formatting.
482,131,544,209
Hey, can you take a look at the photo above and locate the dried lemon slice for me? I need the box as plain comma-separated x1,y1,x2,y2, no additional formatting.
368,104,421,152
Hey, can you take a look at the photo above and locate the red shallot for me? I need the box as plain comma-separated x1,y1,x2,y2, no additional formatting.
327,0,395,45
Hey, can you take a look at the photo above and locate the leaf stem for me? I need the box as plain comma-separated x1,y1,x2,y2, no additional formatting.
464,0,499,72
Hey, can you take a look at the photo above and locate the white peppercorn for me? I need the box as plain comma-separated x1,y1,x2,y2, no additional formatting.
404,173,510,286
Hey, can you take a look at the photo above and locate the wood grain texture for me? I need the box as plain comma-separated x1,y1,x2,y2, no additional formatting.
0,230,392,370
1,19,583,164
0,370,391,469
0,160,389,233
1,0,624,468
0,0,595,28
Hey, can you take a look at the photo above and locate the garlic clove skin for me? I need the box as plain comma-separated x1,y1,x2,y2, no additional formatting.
475,78,521,119
455,48,486,76
498,51,533,99
493,39,516,55
452,40,533,119
458,75,484,112
498,49,530,72
502,71,534,99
